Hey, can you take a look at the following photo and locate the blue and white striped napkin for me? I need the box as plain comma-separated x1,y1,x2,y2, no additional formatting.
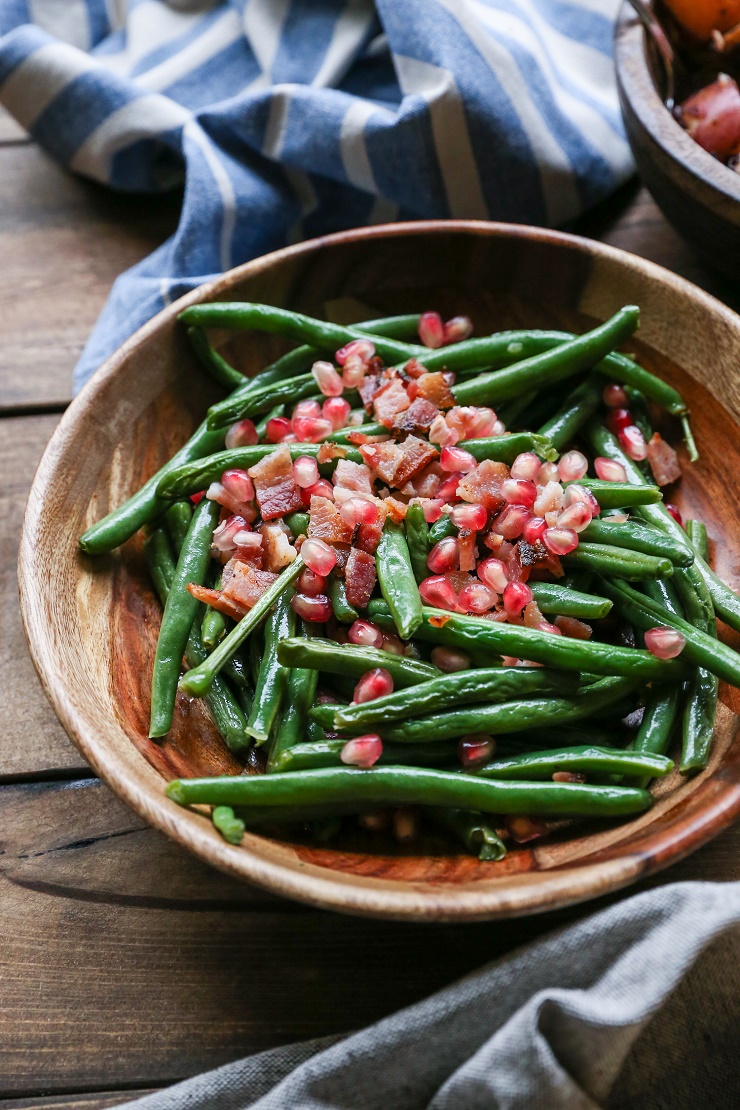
0,0,633,390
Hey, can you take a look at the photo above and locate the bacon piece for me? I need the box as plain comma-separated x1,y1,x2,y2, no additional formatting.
247,443,303,520
186,583,246,621
457,460,509,510
307,494,354,544
258,522,297,572
359,441,404,484
373,378,412,427
317,442,347,464
646,433,682,487
555,615,592,640
393,435,439,486
333,459,374,495
429,613,451,628
347,431,392,445
392,397,440,437
332,542,352,575
383,496,408,524
356,501,387,554
507,543,532,582
523,600,546,629
401,461,444,499
358,374,383,411
458,529,478,572
345,548,377,608
415,371,456,409
221,562,279,610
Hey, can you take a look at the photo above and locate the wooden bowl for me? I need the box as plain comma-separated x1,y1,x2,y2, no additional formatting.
614,3,740,279
19,220,740,921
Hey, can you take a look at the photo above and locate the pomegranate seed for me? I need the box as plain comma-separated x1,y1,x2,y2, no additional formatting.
322,396,352,430
511,452,541,481
553,771,587,783
293,399,322,419
212,514,249,554
427,536,460,574
537,461,559,485
464,407,497,439
348,620,384,649
292,415,333,442
429,414,460,447
645,626,686,659
557,450,588,483
222,469,254,503
430,646,471,672
501,478,537,508
450,503,487,530
381,633,405,655
293,455,319,488
563,483,600,516
290,593,332,622
225,418,258,449
503,580,532,616
666,503,684,527
311,360,344,397
603,382,629,407
340,734,383,768
353,668,394,704
543,526,579,555
190,490,206,505
343,357,368,388
557,501,593,532
419,311,445,348
298,567,327,596
477,557,508,593
443,315,473,344
594,457,627,482
457,734,495,767
339,497,380,528
491,419,506,436
265,416,291,442
440,445,477,473
303,478,335,502
619,425,648,461
301,537,337,576
522,516,547,543
335,338,375,367
491,504,530,539
418,575,459,611
393,807,419,842
606,407,633,435
436,473,463,501
458,582,496,614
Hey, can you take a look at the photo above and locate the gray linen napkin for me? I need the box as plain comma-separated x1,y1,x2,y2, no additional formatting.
120,880,740,1109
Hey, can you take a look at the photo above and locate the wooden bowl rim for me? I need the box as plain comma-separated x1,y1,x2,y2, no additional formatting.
614,2,740,209
19,218,740,921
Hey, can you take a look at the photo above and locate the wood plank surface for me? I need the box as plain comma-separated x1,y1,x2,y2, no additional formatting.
0,145,179,410
0,1096,155,1110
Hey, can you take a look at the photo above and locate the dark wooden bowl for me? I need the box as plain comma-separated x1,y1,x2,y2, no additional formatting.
615,3,740,279
18,220,740,921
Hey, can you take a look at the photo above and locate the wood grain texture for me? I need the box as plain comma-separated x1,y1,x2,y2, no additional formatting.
0,1095,156,1110
0,145,179,409
18,221,740,922
0,415,86,778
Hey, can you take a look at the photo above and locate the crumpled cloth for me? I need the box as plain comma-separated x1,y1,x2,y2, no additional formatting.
117,881,740,1109
0,0,633,390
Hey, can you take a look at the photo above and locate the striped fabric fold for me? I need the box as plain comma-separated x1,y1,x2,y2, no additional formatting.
0,0,633,390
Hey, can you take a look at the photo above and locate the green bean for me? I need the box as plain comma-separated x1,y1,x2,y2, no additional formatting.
405,504,430,585
223,652,252,691
376,520,423,639
329,578,359,623
150,499,220,737
642,576,683,617
538,374,603,450
273,738,455,773
508,723,626,749
428,516,457,544
463,433,557,464
581,519,693,567
201,583,226,651
562,542,674,581
368,602,687,681
276,636,440,686
472,745,673,780
427,808,507,861
347,677,638,744
166,765,653,819
284,510,310,538
672,559,718,774
254,403,286,440
497,390,539,430
157,442,364,500
267,622,319,770
330,667,578,730
686,519,709,562
163,500,194,552
632,686,681,760
187,326,245,390
212,805,246,845
448,307,640,407
209,370,320,426
573,479,663,508
179,558,304,697
143,527,249,751
528,582,612,619
242,591,294,746
599,578,740,689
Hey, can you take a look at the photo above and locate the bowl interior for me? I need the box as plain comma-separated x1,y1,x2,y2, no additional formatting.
20,223,740,919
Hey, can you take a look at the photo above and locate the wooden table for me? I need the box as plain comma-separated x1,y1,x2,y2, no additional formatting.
2,110,739,1109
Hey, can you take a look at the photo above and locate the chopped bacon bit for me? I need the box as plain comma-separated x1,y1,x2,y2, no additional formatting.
373,378,412,427
506,543,532,582
403,357,429,380
258,522,297,572
317,442,348,464
646,433,682,487
415,371,455,409
345,548,377,609
458,528,478,572
457,459,510,510
523,600,546,629
331,543,352,575
347,430,392,445
384,496,408,524
401,461,444,499
247,443,303,520
221,561,279,610
392,397,440,437
356,499,387,553
333,459,374,494
307,495,354,545
428,613,452,628
359,441,404,484
555,615,592,640
186,583,246,621
393,435,439,487
358,374,383,412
